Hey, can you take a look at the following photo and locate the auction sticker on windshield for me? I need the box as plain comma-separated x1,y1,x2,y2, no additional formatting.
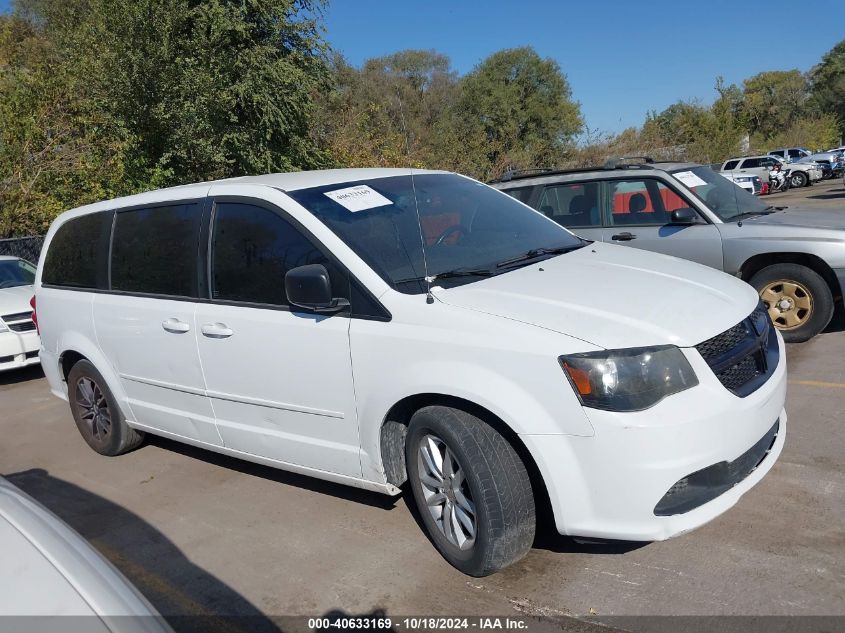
324,185,392,212
673,170,708,188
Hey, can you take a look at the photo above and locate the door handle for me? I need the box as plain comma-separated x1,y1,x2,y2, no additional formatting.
611,232,637,241
201,323,234,339
162,318,190,334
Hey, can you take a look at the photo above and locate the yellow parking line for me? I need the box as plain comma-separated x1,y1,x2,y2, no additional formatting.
790,380,845,389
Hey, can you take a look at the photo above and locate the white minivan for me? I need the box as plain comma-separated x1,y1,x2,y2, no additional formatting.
34,169,786,576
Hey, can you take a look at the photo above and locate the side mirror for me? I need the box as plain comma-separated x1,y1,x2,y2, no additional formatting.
670,208,698,225
285,264,349,313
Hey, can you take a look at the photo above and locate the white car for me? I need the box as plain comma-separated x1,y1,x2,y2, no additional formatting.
0,256,40,371
34,169,787,576
0,476,171,630
719,172,762,195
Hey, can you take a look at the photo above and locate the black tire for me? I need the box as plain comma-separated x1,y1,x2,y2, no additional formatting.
67,359,144,456
405,406,535,576
789,171,808,188
750,264,834,343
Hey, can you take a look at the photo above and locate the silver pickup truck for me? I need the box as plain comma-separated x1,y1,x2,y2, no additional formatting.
491,159,845,342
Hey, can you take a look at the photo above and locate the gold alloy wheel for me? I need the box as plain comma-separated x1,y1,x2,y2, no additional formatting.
760,279,813,330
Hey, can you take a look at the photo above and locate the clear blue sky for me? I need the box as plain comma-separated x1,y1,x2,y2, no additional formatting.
3,0,842,134
323,0,844,134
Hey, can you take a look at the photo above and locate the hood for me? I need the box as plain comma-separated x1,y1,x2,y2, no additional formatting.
745,208,845,232
0,284,34,314
434,242,757,349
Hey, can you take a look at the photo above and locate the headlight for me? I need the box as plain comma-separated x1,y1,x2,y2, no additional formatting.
559,346,698,412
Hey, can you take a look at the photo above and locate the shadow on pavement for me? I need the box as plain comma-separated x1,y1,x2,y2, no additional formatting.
0,364,44,386
807,188,845,200
4,468,281,633
146,435,400,511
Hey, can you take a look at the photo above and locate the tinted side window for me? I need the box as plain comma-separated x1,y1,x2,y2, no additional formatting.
741,158,761,168
43,213,112,289
111,203,201,296
211,202,343,306
536,183,601,228
503,186,534,203
723,160,739,170
769,151,784,158
788,149,802,158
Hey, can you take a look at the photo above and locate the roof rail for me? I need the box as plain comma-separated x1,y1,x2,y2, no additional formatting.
497,168,553,182
603,156,655,170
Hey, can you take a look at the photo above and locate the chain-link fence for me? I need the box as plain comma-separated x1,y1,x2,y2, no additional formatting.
0,236,45,263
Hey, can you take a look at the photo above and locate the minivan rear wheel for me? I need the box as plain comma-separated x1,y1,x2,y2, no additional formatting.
67,360,144,456
750,263,834,343
405,406,535,576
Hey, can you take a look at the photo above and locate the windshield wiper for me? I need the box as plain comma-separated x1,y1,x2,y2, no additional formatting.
393,268,493,286
495,243,584,269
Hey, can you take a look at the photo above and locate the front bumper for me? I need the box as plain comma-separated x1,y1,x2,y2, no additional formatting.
522,333,787,541
0,330,40,372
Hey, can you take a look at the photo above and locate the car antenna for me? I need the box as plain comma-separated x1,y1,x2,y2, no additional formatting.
395,88,435,304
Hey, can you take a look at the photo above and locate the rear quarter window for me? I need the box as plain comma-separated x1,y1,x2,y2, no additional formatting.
42,213,113,289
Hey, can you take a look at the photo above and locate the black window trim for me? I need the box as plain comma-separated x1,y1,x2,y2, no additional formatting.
108,197,207,300
41,196,392,322
44,197,213,304
204,195,392,322
601,175,711,228
40,210,115,291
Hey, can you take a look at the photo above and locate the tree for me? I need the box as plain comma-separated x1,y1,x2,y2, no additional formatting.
742,70,808,141
314,50,461,169
0,13,126,236
8,0,331,201
809,39,845,140
456,47,583,180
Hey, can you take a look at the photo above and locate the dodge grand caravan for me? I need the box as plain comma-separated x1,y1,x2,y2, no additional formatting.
35,169,787,576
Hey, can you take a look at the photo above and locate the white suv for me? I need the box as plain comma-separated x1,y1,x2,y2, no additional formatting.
34,169,786,576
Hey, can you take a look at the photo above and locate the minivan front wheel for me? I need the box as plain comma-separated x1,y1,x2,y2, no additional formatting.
405,406,535,576
67,360,144,456
751,263,834,343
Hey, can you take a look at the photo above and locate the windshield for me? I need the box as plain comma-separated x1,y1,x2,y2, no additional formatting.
287,173,584,293
671,166,769,221
0,258,35,289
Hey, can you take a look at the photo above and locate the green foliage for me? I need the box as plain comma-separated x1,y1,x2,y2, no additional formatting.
315,46,583,181
754,113,840,153
1,0,331,237
742,70,808,141
457,48,583,180
0,13,127,236
809,39,845,137
314,50,459,168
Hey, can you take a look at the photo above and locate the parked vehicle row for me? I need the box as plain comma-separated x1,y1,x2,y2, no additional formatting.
33,168,787,576
721,154,821,188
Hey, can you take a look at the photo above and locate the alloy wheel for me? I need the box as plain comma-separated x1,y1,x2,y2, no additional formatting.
417,434,477,550
75,377,112,441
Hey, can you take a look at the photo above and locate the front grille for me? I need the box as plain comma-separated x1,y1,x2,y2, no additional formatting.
2,311,36,333
695,303,779,397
